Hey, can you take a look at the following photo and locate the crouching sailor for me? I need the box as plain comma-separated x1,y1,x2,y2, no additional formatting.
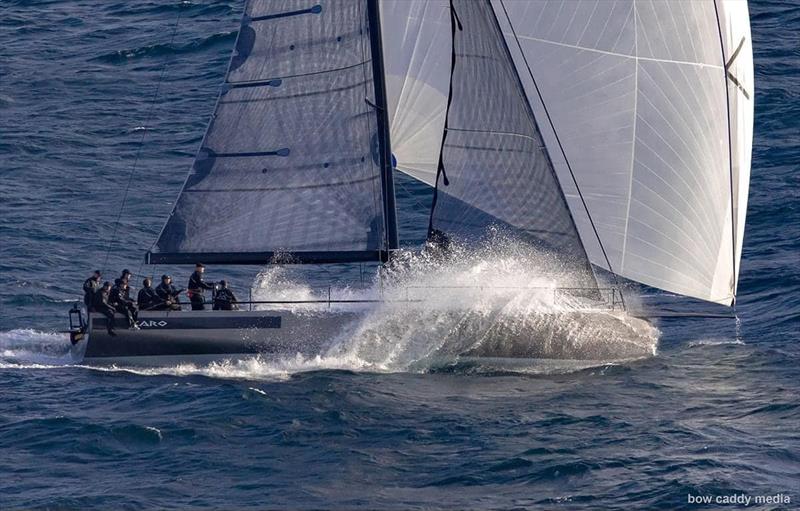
156,275,182,311
187,263,214,311
137,277,161,311
213,280,239,311
93,281,117,336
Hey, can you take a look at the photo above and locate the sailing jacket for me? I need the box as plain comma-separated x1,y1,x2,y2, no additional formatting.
156,282,180,302
213,288,238,310
83,277,100,307
93,288,114,311
137,287,160,310
188,271,214,298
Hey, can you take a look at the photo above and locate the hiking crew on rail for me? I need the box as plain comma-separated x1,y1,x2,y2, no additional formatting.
81,264,240,332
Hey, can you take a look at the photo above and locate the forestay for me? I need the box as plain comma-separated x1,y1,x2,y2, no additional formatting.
148,0,394,265
429,0,598,289
494,0,754,305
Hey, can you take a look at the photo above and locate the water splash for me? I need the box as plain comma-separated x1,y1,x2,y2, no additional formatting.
327,239,659,370
0,329,72,368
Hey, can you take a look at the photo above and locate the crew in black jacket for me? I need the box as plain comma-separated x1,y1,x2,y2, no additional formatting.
93,281,117,336
110,279,138,328
213,280,239,311
156,275,182,311
187,263,214,311
82,270,102,311
137,277,161,311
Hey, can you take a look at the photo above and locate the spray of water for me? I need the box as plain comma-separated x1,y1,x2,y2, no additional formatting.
325,238,659,370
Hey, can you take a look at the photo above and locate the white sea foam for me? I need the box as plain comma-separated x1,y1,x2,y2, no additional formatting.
0,329,73,368
687,338,745,347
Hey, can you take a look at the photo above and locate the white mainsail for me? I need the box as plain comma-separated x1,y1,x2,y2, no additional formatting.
382,0,753,306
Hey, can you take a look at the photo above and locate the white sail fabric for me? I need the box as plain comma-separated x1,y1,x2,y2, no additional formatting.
380,0,450,187
494,0,753,305
718,0,754,298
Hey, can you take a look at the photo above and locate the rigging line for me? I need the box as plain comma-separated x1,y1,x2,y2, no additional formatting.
498,0,625,307
102,4,185,272
486,0,600,293
712,0,738,306
427,0,462,237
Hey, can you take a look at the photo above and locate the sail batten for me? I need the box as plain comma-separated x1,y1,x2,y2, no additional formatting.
148,0,397,265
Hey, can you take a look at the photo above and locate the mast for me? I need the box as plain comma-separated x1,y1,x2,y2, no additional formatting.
366,0,399,255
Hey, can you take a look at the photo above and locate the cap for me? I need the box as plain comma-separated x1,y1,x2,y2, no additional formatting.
195,263,205,268
121,269,132,276
161,274,170,280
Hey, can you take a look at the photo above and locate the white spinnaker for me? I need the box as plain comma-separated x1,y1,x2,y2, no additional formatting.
494,0,753,305
380,0,450,187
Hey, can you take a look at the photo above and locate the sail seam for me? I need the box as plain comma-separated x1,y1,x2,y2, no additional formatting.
620,0,638,272
515,34,724,70
446,127,537,141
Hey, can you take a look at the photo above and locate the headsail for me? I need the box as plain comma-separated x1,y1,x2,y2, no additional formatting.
148,0,397,265
428,0,598,289
495,0,754,305
381,0,451,187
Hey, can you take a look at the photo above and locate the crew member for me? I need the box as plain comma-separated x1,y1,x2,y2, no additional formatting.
137,277,161,311
187,263,214,311
82,270,101,311
156,275,182,311
110,279,139,329
92,281,117,336
120,269,134,299
213,280,239,311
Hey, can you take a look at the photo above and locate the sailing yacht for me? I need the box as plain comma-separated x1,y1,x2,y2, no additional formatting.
68,0,753,366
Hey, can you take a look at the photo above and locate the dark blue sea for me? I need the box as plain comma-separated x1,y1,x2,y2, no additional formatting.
1,1,798,509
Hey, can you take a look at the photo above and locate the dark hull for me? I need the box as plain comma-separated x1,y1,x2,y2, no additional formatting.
74,309,363,366
72,308,657,366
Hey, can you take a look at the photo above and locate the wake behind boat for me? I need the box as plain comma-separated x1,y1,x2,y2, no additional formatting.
69,0,752,367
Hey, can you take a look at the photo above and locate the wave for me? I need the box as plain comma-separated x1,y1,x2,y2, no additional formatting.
0,329,73,367
92,31,236,64
687,338,746,348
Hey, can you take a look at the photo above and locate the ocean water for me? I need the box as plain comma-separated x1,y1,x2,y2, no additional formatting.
1,1,798,509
